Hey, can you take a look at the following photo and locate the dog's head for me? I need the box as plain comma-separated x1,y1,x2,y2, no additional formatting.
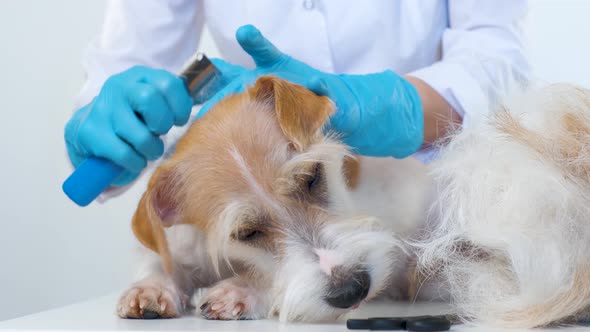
132,76,399,321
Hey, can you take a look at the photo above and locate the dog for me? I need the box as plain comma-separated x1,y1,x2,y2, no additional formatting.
117,72,590,327
116,75,432,321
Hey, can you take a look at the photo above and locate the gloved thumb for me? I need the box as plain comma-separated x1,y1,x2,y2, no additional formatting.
236,24,286,67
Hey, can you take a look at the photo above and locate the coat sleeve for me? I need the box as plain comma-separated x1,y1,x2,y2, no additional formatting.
75,0,204,109
408,0,531,129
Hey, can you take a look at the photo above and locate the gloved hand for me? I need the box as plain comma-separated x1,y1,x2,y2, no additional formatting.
198,25,424,158
65,66,193,186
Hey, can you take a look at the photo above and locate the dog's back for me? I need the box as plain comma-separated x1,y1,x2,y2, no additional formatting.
419,84,590,328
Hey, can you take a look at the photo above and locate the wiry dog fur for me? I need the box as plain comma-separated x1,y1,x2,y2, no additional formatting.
117,76,431,321
117,74,590,327
417,84,590,328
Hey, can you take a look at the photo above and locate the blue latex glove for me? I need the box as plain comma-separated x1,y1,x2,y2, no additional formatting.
65,66,193,186
199,25,424,158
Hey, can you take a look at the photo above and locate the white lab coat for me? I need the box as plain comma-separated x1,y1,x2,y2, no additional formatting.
76,0,531,199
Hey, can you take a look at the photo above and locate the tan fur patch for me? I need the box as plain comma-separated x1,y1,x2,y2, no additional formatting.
495,108,590,184
248,76,334,151
342,155,361,190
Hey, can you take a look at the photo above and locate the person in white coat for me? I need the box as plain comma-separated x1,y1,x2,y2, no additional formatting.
64,0,530,189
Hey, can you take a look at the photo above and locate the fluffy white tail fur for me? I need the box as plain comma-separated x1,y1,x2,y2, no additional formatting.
417,84,590,328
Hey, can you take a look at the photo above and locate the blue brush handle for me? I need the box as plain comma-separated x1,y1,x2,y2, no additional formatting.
62,157,124,206
62,53,219,207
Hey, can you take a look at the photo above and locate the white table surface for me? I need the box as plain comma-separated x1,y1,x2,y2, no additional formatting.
1,294,589,332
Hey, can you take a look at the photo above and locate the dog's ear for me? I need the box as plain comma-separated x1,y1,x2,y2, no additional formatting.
131,164,183,273
249,75,335,151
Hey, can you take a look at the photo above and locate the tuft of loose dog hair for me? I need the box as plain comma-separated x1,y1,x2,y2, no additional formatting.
416,84,590,328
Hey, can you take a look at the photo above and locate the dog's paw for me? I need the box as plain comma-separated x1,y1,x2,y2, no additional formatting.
199,278,266,320
117,277,187,319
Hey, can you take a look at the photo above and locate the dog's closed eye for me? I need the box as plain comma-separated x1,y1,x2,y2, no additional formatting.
234,228,264,242
231,215,271,247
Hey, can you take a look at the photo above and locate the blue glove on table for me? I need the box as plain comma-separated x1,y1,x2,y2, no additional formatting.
199,25,424,158
65,66,193,186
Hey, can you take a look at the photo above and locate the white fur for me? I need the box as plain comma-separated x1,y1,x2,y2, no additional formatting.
417,84,590,328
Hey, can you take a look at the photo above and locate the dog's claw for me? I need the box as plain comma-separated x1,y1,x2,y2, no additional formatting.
232,303,244,317
139,296,150,310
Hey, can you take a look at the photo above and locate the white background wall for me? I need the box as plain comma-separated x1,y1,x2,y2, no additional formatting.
0,0,589,322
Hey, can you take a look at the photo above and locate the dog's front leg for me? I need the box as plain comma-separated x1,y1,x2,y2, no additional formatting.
199,275,271,320
117,249,191,319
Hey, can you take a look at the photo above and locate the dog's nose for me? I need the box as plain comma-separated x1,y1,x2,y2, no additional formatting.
324,268,371,309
